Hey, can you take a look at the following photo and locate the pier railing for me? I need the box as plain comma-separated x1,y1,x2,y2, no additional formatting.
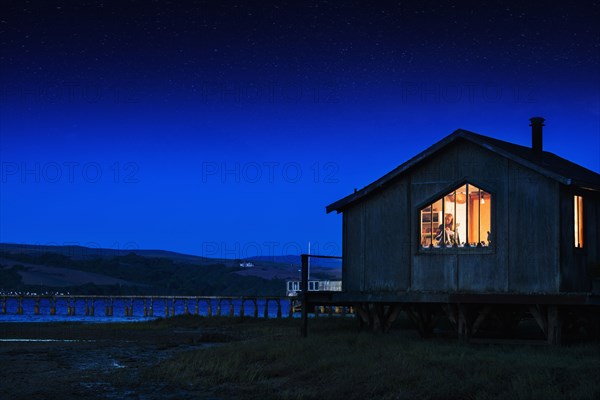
0,295,295,319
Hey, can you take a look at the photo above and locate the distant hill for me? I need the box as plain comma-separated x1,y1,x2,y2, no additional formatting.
0,243,341,296
246,255,342,269
0,243,230,265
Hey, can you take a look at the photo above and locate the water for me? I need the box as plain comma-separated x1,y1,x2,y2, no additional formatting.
0,297,294,323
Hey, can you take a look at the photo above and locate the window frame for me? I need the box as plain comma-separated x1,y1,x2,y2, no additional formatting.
573,193,585,252
416,180,495,255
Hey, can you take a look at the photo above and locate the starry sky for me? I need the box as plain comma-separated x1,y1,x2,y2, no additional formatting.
1,1,599,258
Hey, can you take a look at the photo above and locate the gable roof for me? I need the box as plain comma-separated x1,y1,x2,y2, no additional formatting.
326,129,600,213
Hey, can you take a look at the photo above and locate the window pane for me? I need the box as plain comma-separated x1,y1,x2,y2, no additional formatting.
479,191,491,246
431,198,443,247
442,191,460,246
454,185,467,246
467,185,481,246
420,204,433,248
419,183,492,250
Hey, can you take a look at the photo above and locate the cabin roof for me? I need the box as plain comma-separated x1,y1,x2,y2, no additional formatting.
326,129,600,213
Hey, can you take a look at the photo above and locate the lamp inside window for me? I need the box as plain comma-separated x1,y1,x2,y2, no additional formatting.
420,184,492,249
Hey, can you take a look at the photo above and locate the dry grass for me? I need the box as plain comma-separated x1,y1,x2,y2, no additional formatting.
141,316,600,400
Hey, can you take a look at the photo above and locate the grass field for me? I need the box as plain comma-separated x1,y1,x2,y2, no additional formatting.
140,316,600,400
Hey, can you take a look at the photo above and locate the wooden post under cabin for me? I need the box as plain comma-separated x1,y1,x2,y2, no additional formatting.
301,253,309,338
34,298,40,315
547,306,563,345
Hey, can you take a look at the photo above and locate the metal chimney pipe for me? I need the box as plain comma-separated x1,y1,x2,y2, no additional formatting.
530,116,545,152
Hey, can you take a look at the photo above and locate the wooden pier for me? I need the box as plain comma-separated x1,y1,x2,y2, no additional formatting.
0,295,295,319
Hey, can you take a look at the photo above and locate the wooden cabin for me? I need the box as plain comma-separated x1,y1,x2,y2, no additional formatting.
302,118,600,343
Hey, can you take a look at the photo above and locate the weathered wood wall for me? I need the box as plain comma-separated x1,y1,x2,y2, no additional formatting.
560,187,600,292
341,138,592,295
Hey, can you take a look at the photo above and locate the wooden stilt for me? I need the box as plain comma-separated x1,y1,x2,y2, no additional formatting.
34,298,40,315
529,305,548,337
383,304,403,332
471,306,492,336
370,304,384,332
355,303,370,327
264,300,269,319
229,299,234,318
50,298,56,315
547,306,563,345
277,299,282,319
404,304,437,338
457,304,470,342
253,299,258,318
239,299,245,318
300,254,308,338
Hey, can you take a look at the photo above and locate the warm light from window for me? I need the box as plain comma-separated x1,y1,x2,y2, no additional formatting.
419,184,491,249
574,195,584,248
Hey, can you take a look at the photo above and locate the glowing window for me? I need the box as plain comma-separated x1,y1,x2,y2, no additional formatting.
574,195,584,248
420,184,492,249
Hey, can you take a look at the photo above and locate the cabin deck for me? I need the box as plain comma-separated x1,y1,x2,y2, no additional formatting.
306,290,600,306
299,255,600,344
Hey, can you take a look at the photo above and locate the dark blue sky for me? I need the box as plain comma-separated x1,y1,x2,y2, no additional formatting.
1,1,599,258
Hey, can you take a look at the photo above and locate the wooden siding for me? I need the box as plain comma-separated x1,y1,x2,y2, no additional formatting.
507,162,559,292
343,204,364,292
410,141,511,292
340,138,575,295
560,188,600,292
363,179,410,291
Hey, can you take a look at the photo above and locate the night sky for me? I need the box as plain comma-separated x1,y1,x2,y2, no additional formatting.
1,1,599,259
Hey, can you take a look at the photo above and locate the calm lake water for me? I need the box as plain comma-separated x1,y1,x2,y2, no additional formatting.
0,297,294,323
